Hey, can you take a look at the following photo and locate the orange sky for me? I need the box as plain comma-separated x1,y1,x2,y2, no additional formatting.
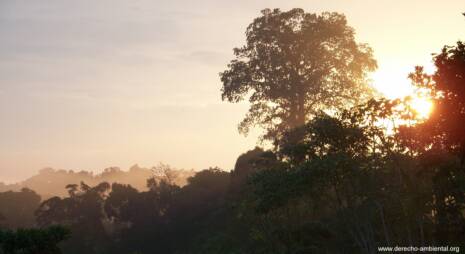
0,0,464,182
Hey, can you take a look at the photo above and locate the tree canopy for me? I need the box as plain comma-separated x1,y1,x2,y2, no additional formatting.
407,41,465,163
0,189,41,229
220,8,377,142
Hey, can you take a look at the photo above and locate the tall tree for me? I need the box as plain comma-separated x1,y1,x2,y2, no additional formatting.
431,41,465,162
220,8,377,142
407,41,465,163
403,41,465,244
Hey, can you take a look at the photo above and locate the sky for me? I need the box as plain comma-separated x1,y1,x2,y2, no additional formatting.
0,0,464,183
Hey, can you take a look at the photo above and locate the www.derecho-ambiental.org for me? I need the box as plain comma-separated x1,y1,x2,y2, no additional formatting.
377,246,460,253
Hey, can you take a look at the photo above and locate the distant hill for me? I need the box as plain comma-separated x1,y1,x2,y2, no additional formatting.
0,164,195,199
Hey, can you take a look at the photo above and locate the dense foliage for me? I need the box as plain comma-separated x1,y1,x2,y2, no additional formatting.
220,8,376,142
0,189,41,229
0,226,70,254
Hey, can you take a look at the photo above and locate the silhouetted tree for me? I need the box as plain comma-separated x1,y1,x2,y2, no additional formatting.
35,182,111,254
220,8,377,142
0,188,41,229
401,41,465,244
230,147,280,193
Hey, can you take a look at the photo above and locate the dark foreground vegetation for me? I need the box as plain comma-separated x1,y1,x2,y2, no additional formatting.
0,226,70,254
1,8,465,254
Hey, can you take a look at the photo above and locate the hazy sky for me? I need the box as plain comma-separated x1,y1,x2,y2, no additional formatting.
1,0,464,182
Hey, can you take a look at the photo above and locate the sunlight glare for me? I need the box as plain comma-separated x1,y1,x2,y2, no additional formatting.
371,68,434,120
371,68,414,99
410,96,433,119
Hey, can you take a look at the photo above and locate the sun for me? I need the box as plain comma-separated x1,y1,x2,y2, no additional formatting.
371,68,415,99
409,96,433,119
371,69,434,120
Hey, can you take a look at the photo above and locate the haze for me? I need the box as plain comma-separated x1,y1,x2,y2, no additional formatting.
0,0,464,182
